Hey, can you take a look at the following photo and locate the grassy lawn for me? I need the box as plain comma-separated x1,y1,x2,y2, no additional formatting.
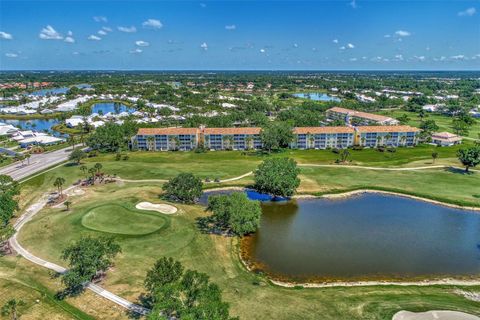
376,110,480,140
299,167,480,207
0,256,128,320
17,183,480,320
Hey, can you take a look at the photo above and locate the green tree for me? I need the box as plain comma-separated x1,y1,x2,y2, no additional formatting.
397,114,410,125
162,173,203,204
1,299,25,320
206,192,261,235
53,177,66,196
260,122,293,152
452,119,469,136
61,236,121,294
145,258,236,320
0,175,19,228
457,147,480,173
420,119,439,133
69,148,86,165
253,158,300,197
64,201,72,211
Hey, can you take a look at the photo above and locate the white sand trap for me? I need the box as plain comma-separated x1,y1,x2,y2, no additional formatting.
393,310,480,320
136,202,177,214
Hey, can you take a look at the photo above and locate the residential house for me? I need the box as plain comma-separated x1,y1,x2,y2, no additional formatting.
431,132,462,146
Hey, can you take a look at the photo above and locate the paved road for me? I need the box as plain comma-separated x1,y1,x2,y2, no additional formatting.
9,186,149,316
0,146,77,181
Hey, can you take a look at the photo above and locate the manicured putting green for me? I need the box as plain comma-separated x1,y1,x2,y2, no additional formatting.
81,204,166,235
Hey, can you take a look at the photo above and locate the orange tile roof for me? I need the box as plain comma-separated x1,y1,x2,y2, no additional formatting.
293,126,355,134
327,107,396,123
204,127,261,135
137,127,199,135
356,125,420,133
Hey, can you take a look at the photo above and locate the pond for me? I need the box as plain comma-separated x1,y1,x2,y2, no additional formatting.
2,118,63,136
293,92,341,102
90,102,133,115
203,190,480,282
30,84,92,97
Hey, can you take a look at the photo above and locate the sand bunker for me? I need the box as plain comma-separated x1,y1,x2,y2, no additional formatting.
393,310,480,320
136,202,177,214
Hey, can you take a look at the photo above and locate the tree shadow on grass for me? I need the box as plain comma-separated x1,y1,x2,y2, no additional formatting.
444,166,473,175
195,216,234,237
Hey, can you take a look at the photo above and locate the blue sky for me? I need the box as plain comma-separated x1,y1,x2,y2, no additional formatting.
0,0,479,70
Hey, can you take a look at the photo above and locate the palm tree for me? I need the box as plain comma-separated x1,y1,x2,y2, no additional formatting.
94,163,103,174
361,137,366,146
64,201,72,211
376,136,382,147
80,165,88,178
67,135,76,151
24,153,31,165
147,136,156,151
1,299,25,320
88,167,96,181
169,136,179,151
431,152,438,164
400,135,407,146
53,177,66,196
245,136,254,150
223,135,234,150
385,133,392,146
308,133,315,149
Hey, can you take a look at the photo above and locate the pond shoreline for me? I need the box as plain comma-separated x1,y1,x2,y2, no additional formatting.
204,186,480,211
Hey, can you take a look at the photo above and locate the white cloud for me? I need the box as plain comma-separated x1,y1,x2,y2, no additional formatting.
98,30,107,36
225,25,236,30
39,25,63,40
64,36,75,43
395,30,411,37
339,46,346,50
293,43,299,48
349,0,357,9
332,39,339,44
72,51,80,55
130,48,142,54
102,27,112,32
88,35,102,41
414,55,426,61
93,16,108,23
200,42,208,50
347,43,355,49
384,34,391,38
135,40,150,47
451,54,466,60
394,54,404,60
260,48,266,53
5,53,18,58
349,58,358,62
142,19,163,29
118,26,137,33
458,7,476,17
0,31,13,40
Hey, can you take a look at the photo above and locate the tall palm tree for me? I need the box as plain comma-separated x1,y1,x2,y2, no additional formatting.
147,136,156,151
94,163,103,174
53,177,66,196
80,165,88,178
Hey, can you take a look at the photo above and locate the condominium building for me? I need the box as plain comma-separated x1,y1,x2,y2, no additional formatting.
291,127,355,149
326,107,399,126
133,124,420,151
203,127,262,150
355,126,420,147
134,127,199,151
